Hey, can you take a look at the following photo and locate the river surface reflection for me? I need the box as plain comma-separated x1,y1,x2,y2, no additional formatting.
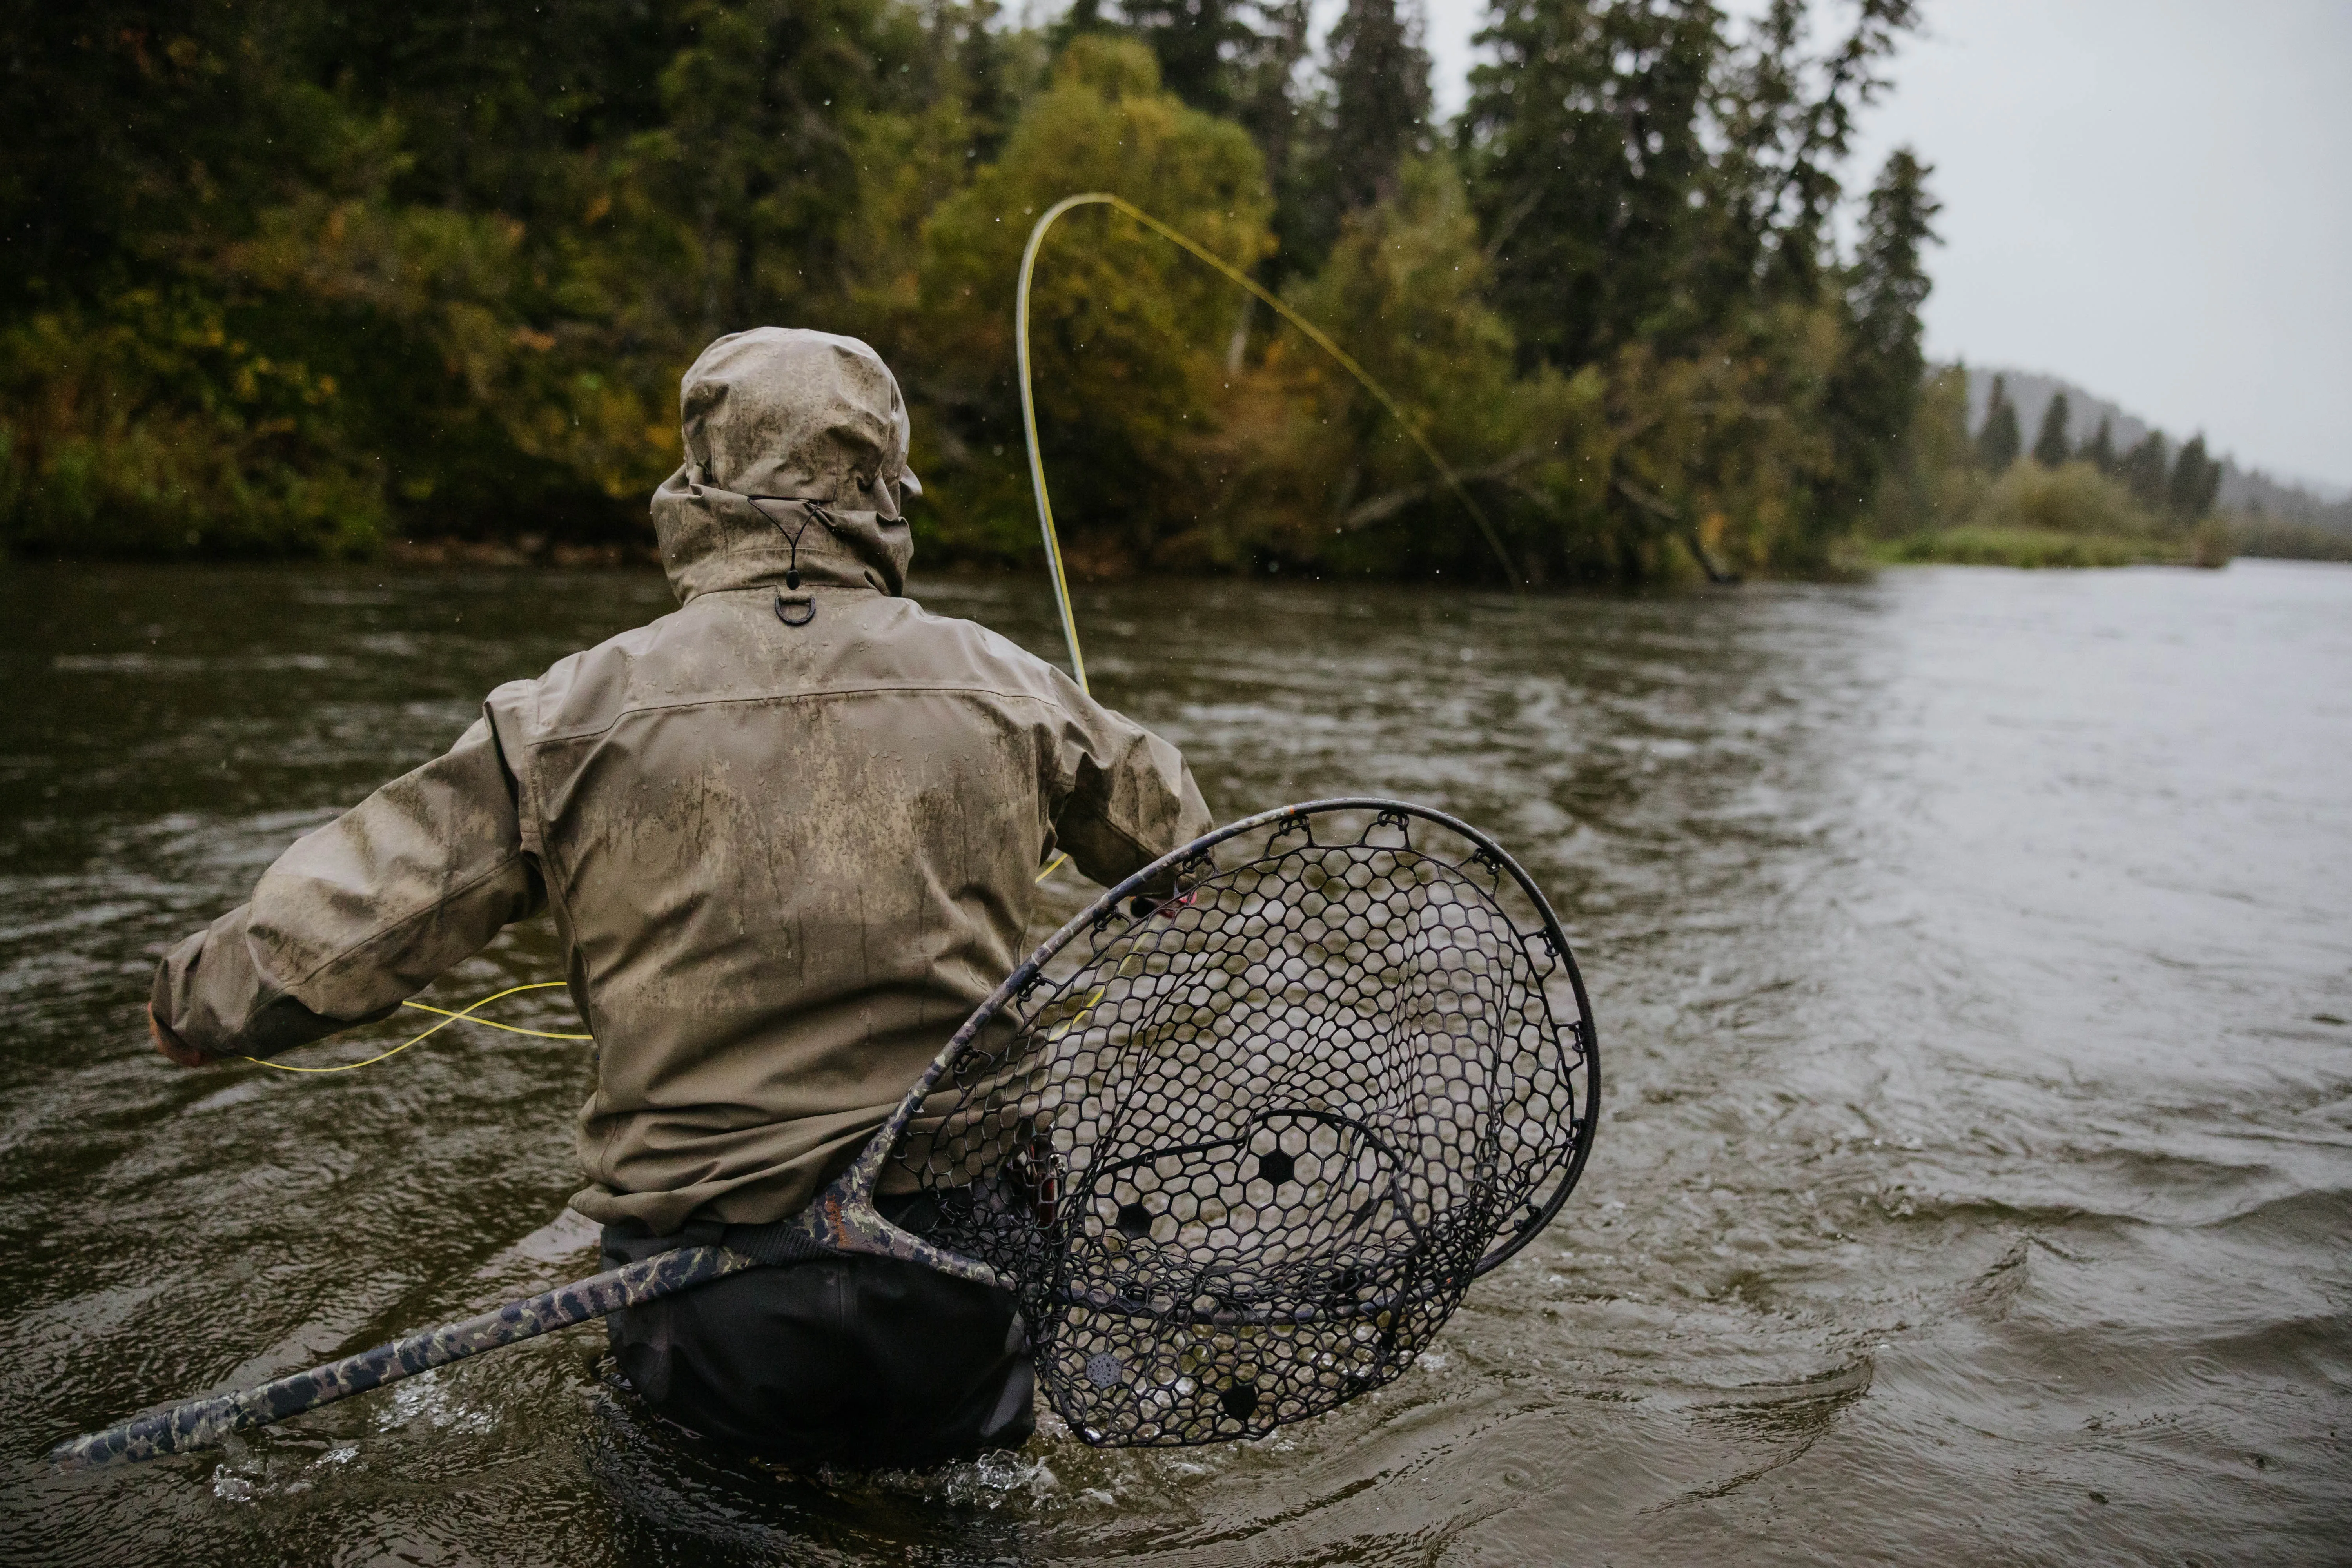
3,560,2348,1563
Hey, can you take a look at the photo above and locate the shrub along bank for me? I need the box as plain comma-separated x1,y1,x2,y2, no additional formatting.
1866,369,2244,570
6,1,1945,583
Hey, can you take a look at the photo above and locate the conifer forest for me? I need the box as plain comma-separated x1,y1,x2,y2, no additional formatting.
0,1,2292,579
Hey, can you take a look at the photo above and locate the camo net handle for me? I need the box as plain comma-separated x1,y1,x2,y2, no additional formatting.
885,800,1597,1446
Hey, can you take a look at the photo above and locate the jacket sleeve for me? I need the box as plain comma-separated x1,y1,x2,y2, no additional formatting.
1046,680,1215,891
150,708,547,1061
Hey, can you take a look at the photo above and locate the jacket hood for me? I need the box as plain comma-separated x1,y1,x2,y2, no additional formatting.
651,328,921,603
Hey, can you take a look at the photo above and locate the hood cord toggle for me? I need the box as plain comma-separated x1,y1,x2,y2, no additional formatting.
748,496,833,625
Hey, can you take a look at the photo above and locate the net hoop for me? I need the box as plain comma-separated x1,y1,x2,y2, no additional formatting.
806,798,1598,1288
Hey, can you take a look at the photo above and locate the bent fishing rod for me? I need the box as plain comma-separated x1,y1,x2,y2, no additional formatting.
1015,191,1524,681
1015,192,1522,884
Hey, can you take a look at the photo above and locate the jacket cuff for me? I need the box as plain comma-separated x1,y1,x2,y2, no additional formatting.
146,971,217,1062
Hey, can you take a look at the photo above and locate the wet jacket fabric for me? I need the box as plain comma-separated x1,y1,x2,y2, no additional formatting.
152,327,1213,1234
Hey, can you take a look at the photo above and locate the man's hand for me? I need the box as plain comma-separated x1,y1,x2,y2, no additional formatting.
149,1004,213,1069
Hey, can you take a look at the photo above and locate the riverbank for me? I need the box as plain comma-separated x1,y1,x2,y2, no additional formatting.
1873,523,2231,569
23,526,2318,581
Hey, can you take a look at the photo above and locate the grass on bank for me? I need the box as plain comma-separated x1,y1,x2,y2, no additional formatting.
1874,526,2181,569
1872,458,2236,570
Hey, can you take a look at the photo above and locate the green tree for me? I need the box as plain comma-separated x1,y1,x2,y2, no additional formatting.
1449,0,1921,568
913,35,1272,568
2079,416,2115,472
292,0,680,220
635,0,918,343
1124,0,1252,112
1700,0,1922,309
2116,430,2168,506
1822,147,1939,524
1280,0,1435,283
1232,0,1316,285
2167,434,2221,519
1457,0,1719,370
1325,0,1433,214
0,0,1951,582
1976,375,2020,471
1220,156,1596,579
0,2,282,314
1868,363,1982,537
2031,390,2071,467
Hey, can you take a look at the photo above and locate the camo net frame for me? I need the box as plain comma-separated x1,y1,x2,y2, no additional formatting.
886,801,1597,1447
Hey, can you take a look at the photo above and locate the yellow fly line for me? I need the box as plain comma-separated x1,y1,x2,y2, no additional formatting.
1016,192,1521,883
240,980,591,1074
1014,189,1523,667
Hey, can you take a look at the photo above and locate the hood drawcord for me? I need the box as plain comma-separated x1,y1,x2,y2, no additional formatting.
748,497,834,626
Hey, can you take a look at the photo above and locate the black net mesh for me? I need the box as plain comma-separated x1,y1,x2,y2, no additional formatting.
886,804,1595,1446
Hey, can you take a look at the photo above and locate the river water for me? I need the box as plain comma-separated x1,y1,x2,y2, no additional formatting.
3,559,2348,1564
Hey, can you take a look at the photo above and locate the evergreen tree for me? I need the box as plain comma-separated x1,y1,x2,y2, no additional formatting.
1702,0,1922,307
1124,0,1251,112
1280,0,1433,281
1456,0,1916,372
2080,417,2116,473
1457,0,1719,368
2167,434,2222,519
1976,375,2021,471
649,0,910,340
2117,431,2169,506
2031,390,2071,467
1123,0,1327,285
1823,147,1939,518
303,0,682,219
1325,0,1433,214
941,0,1024,165
1233,0,1315,281
1049,0,1107,46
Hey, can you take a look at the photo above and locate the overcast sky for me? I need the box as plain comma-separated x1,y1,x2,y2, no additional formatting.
1416,0,2352,491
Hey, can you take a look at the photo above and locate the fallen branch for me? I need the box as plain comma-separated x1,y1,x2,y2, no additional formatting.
1612,478,1740,585
1340,448,1551,532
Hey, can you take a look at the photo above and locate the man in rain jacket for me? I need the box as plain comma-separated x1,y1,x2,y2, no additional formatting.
147,327,1215,1467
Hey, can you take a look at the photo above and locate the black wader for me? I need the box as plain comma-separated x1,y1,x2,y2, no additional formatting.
599,1195,1035,1470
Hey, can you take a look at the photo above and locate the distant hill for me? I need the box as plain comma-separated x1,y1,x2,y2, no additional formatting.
1964,368,2352,533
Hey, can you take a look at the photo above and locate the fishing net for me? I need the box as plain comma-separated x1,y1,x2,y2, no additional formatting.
886,802,1595,1446
49,799,1596,1472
